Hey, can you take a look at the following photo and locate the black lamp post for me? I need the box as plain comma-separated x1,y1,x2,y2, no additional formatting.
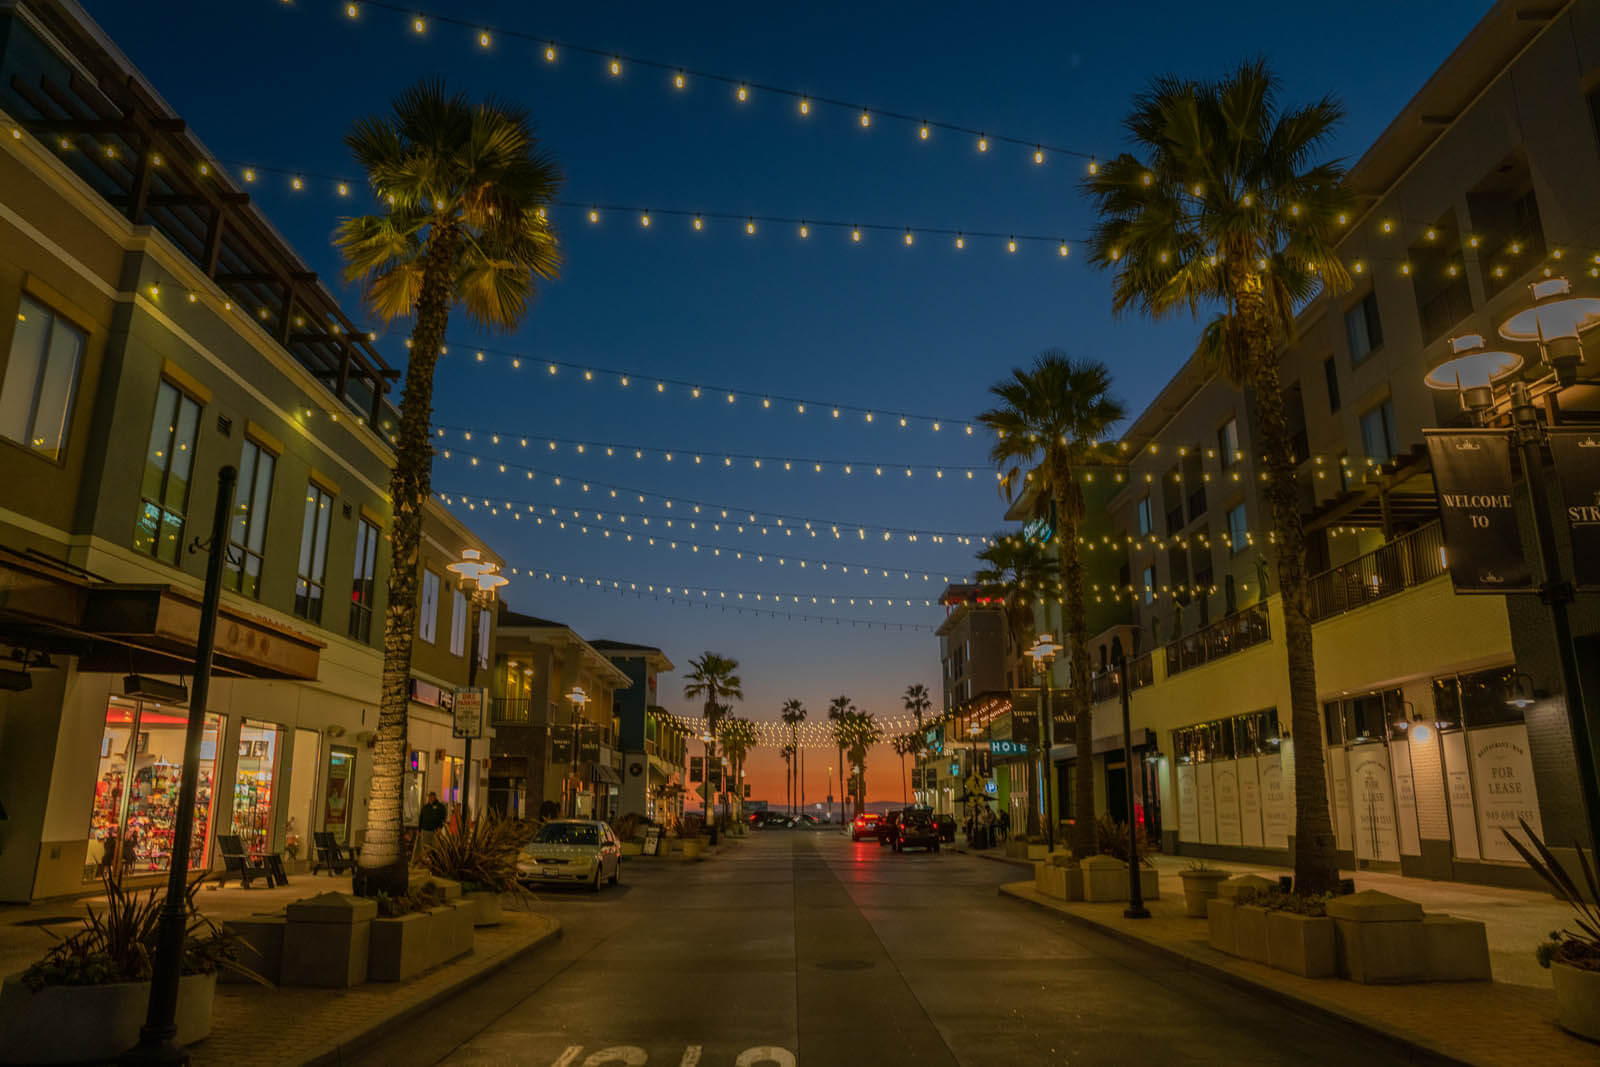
125,465,235,1064
446,549,506,829
565,686,588,817
1115,647,1150,919
1027,634,1061,850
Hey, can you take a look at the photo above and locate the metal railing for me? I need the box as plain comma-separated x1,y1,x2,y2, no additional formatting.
1164,604,1271,677
491,698,533,724
1130,653,1154,690
1089,652,1155,702
1307,521,1446,621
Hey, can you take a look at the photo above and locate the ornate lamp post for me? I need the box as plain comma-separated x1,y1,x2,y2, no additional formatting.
566,686,588,817
1423,276,1600,869
445,549,506,827
1026,633,1061,848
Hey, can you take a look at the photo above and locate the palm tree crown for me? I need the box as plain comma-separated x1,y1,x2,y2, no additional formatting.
683,652,744,734
974,535,1060,656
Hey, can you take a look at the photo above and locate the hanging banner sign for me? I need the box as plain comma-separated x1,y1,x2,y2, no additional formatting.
1424,430,1532,593
1548,429,1600,591
1009,690,1040,746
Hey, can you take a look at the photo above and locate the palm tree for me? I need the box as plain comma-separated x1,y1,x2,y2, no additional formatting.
902,684,932,804
720,717,757,821
337,79,561,896
975,535,1060,660
1082,60,1351,894
834,710,884,815
683,652,743,832
826,695,854,823
979,352,1126,859
891,734,915,804
781,699,807,815
780,743,796,814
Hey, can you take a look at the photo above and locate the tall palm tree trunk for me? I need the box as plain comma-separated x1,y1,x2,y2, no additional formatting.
357,221,461,897
901,753,908,804
1060,508,1096,859
1238,280,1338,894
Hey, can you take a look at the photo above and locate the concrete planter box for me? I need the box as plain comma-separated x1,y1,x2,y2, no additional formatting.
1234,905,1271,964
464,890,503,927
368,911,432,982
1326,891,1427,985
1422,915,1490,982
1219,874,1278,900
221,916,285,984
0,972,215,1064
1551,961,1600,1041
1207,898,1236,954
680,838,704,859
439,901,474,962
1267,912,1337,978
1005,840,1031,860
620,841,644,857
282,891,376,988
1179,870,1229,917
1026,843,1050,861
1081,855,1129,901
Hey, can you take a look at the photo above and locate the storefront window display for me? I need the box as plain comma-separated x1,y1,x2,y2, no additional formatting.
1431,666,1543,864
1173,709,1289,850
85,697,222,879
232,722,282,857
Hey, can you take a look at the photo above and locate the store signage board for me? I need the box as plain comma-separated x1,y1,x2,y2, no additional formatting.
1548,429,1600,591
642,826,662,855
1424,430,1533,594
989,739,1029,756
452,687,486,739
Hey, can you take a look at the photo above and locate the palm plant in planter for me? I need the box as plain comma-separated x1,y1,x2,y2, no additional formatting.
1503,820,1600,1040
0,868,260,1063
420,812,529,925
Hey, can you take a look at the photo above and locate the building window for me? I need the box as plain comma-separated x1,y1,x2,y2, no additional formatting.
418,569,440,643
225,439,275,598
349,518,380,642
1344,292,1382,364
1141,565,1155,605
1226,504,1248,555
1136,496,1153,536
134,380,201,564
1216,418,1239,470
1,295,83,461
449,588,468,656
294,483,334,622
1323,356,1341,413
1359,399,1398,465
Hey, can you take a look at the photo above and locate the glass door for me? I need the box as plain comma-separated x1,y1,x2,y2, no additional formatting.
322,745,357,844
232,721,282,857
286,728,322,864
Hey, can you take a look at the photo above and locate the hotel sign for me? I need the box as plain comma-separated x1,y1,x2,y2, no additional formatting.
1425,431,1532,594
1549,429,1600,591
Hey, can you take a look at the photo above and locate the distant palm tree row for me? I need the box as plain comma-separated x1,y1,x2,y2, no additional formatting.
341,59,1348,897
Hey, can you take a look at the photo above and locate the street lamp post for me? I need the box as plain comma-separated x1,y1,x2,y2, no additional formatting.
1026,634,1061,850
1423,277,1600,869
446,549,507,828
1114,647,1149,919
566,686,588,817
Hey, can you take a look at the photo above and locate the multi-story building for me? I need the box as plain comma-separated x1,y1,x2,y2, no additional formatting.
0,0,502,901
487,609,632,820
1081,0,1600,889
589,639,676,817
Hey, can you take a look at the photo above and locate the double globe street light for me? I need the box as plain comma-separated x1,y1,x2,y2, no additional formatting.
446,549,508,828
1025,633,1061,848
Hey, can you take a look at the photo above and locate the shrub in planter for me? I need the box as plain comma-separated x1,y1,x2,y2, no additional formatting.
1179,862,1230,918
420,812,527,925
1501,820,1600,1040
0,867,261,1064
1235,889,1337,978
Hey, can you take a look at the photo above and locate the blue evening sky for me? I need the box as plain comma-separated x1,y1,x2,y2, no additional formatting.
80,0,1486,801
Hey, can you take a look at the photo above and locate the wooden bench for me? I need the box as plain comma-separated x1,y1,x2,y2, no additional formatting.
218,834,275,888
311,831,356,875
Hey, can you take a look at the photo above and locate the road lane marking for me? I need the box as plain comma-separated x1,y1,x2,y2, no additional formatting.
551,1047,583,1067
680,1047,703,1066
735,1049,796,1067
581,1048,648,1065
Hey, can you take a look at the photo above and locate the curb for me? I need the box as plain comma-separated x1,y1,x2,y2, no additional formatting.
997,884,1466,1065
952,847,1036,872
302,919,564,1067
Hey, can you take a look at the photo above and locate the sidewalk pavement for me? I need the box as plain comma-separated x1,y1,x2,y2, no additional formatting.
0,873,561,1067
999,859,1597,1066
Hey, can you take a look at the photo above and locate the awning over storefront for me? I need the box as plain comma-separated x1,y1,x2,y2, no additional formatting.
591,763,621,785
0,546,322,680
1049,727,1155,764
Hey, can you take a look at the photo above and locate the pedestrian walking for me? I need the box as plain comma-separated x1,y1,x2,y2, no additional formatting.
998,809,1010,843
413,791,447,862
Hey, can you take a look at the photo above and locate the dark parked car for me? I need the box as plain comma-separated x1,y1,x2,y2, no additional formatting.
932,813,956,842
876,809,905,846
749,811,791,829
894,812,941,852
850,813,882,841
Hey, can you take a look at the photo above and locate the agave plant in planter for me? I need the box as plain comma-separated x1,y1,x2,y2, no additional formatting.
1502,819,1600,1041
0,867,262,1064
420,812,530,926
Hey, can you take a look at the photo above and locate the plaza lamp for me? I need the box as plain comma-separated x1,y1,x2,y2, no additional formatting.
1113,643,1150,920
1026,633,1061,848
1421,276,1600,869
445,548,507,826
566,686,588,817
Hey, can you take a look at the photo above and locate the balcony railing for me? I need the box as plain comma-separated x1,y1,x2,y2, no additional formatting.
1164,605,1271,677
1088,652,1155,703
1130,653,1154,690
491,698,532,724
1307,521,1446,622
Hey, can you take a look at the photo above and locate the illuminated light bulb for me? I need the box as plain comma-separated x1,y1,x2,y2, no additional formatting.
344,2,357,15
656,382,665,392
544,44,556,61
692,215,703,231
736,84,748,101
588,208,599,223
337,182,349,197
548,363,557,374
691,387,701,398
1353,260,1365,273
584,370,593,380
918,123,930,140
1087,159,1098,175
1034,146,1044,164
1381,219,1393,233
1109,248,1120,260
797,97,811,115
831,408,840,418
512,358,521,369
291,175,304,190
412,16,424,33
1401,263,1412,275
1448,264,1459,277
1469,235,1480,248
851,228,861,243
1509,241,1522,254
727,393,736,403
904,229,914,246
243,168,256,183
1141,172,1152,186
479,31,490,48
865,412,874,422
187,292,198,303
1337,212,1349,225
955,233,965,250
640,212,650,227
674,71,685,89
1058,243,1069,257
932,421,941,431
977,135,988,152
609,58,621,76
799,222,809,238
860,110,871,127
198,163,209,176
1007,237,1017,253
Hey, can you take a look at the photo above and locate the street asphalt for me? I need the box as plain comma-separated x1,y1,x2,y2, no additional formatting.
344,830,1410,1066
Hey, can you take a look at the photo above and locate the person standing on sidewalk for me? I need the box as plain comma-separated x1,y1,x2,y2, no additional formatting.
413,791,447,862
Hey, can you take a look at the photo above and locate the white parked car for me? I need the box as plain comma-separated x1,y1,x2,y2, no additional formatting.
518,819,621,891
